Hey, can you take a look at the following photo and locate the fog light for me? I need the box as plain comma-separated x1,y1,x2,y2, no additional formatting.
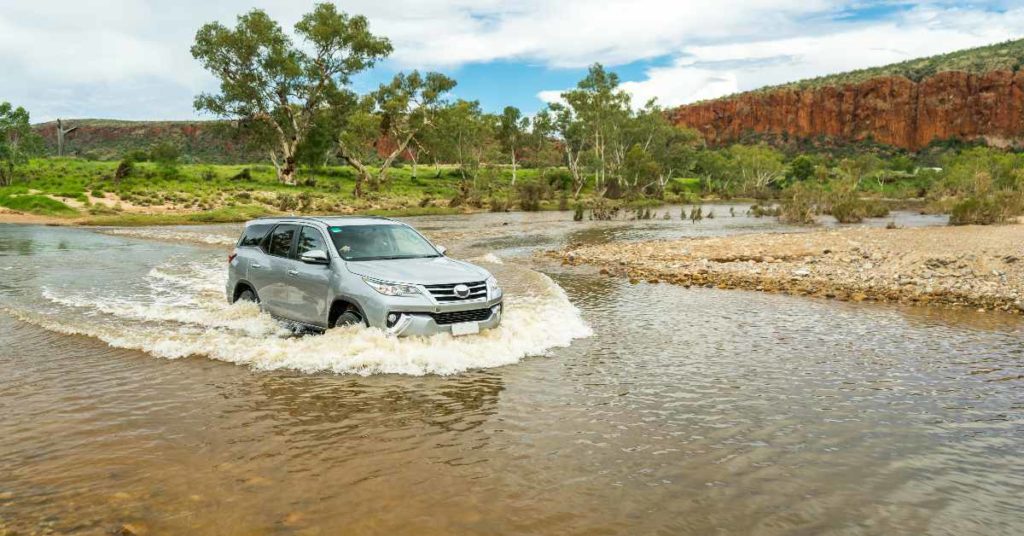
386,313,400,328
491,304,502,319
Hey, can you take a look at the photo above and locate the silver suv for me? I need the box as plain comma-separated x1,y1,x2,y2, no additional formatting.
226,216,502,337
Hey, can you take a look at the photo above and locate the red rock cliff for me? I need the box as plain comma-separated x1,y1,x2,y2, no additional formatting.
669,70,1024,150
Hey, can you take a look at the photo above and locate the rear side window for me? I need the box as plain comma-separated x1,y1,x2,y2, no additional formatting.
237,224,272,247
266,225,297,257
296,226,327,258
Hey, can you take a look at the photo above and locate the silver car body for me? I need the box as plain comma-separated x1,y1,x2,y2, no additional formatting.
226,216,503,337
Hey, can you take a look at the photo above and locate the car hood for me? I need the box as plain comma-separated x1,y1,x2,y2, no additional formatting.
344,256,489,285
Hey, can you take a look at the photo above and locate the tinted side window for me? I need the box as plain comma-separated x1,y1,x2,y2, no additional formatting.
237,224,272,247
296,226,327,258
266,225,297,257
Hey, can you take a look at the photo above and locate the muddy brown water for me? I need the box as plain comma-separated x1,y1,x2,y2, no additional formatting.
1,206,1022,535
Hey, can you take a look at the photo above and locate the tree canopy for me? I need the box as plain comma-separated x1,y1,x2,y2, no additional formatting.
191,3,391,184
0,102,41,187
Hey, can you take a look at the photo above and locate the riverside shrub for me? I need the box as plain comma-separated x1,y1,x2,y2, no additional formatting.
831,199,889,223
948,193,1022,225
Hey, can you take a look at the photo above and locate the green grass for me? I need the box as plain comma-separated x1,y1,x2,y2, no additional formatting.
1,158,594,225
79,205,272,226
0,193,78,217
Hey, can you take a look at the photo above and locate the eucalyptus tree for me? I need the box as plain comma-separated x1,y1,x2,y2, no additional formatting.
560,64,632,195
546,102,588,197
0,102,41,187
728,144,787,194
430,100,496,184
191,3,391,184
524,108,562,180
496,106,529,185
336,70,456,195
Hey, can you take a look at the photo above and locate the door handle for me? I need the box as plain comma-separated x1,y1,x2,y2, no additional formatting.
251,263,262,269
288,270,298,276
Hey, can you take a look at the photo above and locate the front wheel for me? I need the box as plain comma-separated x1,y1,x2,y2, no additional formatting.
236,288,258,303
331,308,363,328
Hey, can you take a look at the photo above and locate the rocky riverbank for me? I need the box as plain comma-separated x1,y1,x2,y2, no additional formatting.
561,225,1024,313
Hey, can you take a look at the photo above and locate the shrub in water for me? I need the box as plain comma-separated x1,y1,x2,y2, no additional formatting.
489,197,508,212
779,186,816,224
830,199,866,223
749,204,780,218
516,181,546,212
862,199,890,218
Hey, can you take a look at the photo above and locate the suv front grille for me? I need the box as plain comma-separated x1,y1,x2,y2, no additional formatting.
423,281,487,302
431,308,493,325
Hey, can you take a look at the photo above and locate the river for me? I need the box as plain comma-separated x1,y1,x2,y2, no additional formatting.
1,206,1021,535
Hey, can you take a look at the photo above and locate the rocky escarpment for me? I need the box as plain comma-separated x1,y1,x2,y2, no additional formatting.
670,70,1024,150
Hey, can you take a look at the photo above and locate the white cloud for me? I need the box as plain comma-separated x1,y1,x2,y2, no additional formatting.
0,0,1020,120
370,0,845,68
539,5,1024,108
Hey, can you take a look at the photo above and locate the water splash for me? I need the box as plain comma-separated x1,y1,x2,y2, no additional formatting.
472,253,505,265
17,257,590,376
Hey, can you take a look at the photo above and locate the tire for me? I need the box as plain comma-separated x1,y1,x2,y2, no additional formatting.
236,288,258,303
331,308,363,328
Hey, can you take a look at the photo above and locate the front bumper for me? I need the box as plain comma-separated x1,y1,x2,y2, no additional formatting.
387,301,503,337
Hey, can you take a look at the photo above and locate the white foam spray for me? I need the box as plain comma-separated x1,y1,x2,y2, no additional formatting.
19,256,590,376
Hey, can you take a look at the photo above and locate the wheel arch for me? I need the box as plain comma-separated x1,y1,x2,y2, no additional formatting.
328,296,369,327
232,280,258,302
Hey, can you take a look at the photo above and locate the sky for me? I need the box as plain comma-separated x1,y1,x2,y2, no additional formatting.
2,1,1023,122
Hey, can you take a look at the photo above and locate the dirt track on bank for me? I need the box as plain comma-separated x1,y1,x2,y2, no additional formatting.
561,224,1024,313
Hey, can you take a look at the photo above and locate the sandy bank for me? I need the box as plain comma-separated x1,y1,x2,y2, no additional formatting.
561,225,1024,313
0,208,75,226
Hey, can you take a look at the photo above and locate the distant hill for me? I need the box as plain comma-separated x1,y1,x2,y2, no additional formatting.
671,38,1024,150
32,119,266,163
764,38,1024,93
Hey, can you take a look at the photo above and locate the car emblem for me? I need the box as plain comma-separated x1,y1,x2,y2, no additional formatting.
454,284,470,298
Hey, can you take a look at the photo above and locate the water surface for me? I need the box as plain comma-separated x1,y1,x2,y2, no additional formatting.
1,208,1020,535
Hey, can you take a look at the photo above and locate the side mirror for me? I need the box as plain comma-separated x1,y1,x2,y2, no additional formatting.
436,245,447,255
300,249,329,265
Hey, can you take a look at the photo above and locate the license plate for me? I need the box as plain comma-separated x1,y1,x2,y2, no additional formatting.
451,322,480,336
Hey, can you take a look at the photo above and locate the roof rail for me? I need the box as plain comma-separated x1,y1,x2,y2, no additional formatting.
246,214,401,225
248,215,327,224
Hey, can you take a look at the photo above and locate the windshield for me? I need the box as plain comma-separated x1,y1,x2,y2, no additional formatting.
327,224,440,261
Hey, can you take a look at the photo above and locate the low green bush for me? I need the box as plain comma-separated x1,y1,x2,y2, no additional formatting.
948,193,1022,225
516,181,547,211
489,197,508,212
779,183,817,224
830,200,865,223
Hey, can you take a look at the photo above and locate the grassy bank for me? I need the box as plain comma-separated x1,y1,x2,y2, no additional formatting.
0,159,552,225
0,158,708,226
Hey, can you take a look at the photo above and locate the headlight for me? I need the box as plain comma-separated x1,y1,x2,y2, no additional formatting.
486,275,501,295
363,277,421,297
